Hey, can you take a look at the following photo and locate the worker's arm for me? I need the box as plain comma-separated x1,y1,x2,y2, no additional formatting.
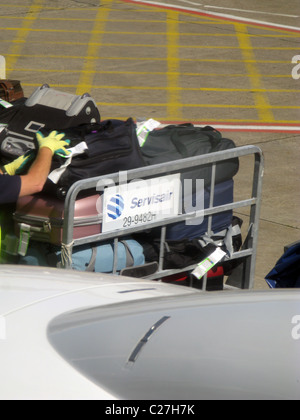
19,147,53,196
0,131,70,198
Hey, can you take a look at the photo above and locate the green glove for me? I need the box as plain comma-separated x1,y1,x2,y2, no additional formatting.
3,150,36,176
36,131,71,156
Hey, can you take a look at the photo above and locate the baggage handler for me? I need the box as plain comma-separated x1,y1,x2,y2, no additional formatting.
0,131,70,204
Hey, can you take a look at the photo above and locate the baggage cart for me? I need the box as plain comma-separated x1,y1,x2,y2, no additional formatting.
58,144,264,290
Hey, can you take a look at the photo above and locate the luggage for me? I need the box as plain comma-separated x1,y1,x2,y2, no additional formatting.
120,261,225,291
0,79,24,103
43,118,147,199
141,179,234,242
18,238,145,274
162,265,225,291
265,241,300,288
166,179,234,240
140,123,239,242
138,216,243,271
13,193,102,250
0,84,100,161
141,123,239,187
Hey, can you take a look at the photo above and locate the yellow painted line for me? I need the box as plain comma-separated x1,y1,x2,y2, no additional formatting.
0,29,260,38
1,38,300,51
0,4,226,19
76,1,112,96
21,83,300,94
178,46,300,50
0,27,267,38
261,74,297,78
0,5,110,11
248,47,300,50
0,15,298,39
102,117,300,124
166,10,181,120
0,27,174,35
10,68,294,79
249,34,300,38
95,102,300,109
5,0,44,78
7,14,297,39
0,28,242,37
175,58,293,63
94,44,300,51
3,53,293,64
0,16,168,23
0,27,112,34
0,25,299,42
235,23,275,122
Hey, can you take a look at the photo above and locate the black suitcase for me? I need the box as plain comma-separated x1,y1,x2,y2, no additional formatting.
0,84,100,162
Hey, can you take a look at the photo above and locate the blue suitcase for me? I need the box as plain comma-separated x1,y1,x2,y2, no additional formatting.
166,179,234,241
19,238,145,273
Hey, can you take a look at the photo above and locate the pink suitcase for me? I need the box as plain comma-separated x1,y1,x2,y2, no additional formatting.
14,193,102,246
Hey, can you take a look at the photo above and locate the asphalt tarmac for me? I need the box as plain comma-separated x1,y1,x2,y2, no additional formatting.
0,0,299,289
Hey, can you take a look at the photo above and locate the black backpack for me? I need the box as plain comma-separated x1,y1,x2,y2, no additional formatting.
141,123,239,186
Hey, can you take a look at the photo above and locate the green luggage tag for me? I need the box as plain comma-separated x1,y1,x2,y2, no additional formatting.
192,247,226,280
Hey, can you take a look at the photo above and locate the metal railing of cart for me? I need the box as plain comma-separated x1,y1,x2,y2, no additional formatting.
60,145,264,290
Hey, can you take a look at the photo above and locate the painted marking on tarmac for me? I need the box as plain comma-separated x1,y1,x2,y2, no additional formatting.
122,0,300,33
167,10,181,120
234,23,275,123
199,124,300,133
6,71,299,82
192,3,299,19
4,0,44,78
76,1,112,96
160,123,300,133
0,52,296,65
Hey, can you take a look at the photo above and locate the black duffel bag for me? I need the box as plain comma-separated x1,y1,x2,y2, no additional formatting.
141,123,239,186
42,118,146,199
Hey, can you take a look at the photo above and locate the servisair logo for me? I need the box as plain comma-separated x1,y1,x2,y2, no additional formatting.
101,174,183,233
107,194,125,220
106,190,174,221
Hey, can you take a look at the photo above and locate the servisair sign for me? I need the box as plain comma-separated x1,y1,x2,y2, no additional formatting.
102,174,181,233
